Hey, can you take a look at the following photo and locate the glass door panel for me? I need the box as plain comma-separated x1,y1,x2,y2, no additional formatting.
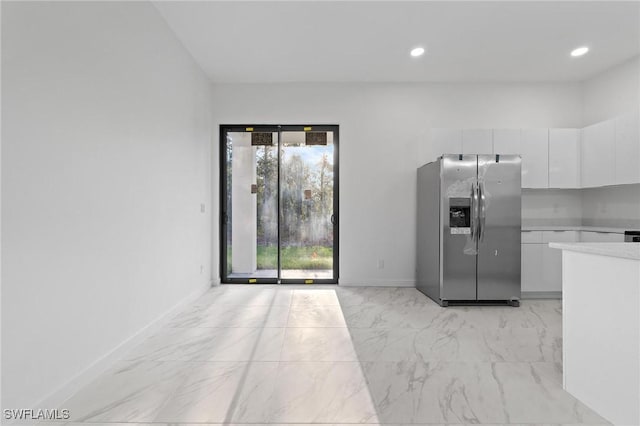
280,129,336,282
221,125,338,284
222,128,279,283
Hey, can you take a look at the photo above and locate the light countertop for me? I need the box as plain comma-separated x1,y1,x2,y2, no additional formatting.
522,225,638,234
549,242,640,261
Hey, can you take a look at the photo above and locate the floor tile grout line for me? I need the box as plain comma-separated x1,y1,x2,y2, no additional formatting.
276,288,295,365
219,292,290,424
147,357,201,424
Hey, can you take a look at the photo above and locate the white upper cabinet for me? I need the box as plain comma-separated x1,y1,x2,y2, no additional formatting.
493,129,522,154
462,129,493,154
581,120,615,188
549,129,580,188
521,128,549,188
429,128,462,161
614,112,640,185
430,116,635,188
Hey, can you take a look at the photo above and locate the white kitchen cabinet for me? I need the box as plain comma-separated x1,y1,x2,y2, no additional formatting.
549,129,580,188
542,230,579,293
429,128,462,161
580,231,624,242
542,244,563,292
462,129,493,154
521,243,544,293
614,112,640,184
493,129,522,155
581,120,615,188
521,230,543,243
430,119,634,189
543,230,580,242
521,129,549,188
521,230,579,295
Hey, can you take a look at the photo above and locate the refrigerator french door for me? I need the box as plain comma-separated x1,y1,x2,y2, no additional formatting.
417,154,521,306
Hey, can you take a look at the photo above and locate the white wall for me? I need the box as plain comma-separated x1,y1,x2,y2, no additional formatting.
582,56,640,125
521,189,583,227
211,82,582,286
2,2,213,409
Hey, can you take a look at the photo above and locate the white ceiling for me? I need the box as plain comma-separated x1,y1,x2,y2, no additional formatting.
153,1,640,83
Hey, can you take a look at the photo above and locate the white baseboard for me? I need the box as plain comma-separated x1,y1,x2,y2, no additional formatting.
31,281,211,414
339,278,415,287
522,291,562,299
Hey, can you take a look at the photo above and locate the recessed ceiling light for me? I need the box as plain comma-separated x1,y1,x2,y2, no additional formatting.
570,46,589,57
410,47,425,57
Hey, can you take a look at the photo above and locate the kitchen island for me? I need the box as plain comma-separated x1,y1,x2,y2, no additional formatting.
549,242,640,426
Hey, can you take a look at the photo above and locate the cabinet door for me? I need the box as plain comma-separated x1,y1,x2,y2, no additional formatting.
542,245,563,292
542,230,580,243
493,129,522,154
429,128,462,162
462,129,493,154
581,120,615,187
615,112,640,184
521,129,549,188
580,231,624,242
549,129,580,188
521,230,543,243
521,243,544,292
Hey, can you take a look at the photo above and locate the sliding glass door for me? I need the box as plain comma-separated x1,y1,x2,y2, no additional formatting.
220,125,339,284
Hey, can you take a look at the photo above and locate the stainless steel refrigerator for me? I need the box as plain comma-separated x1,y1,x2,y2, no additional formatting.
417,154,521,306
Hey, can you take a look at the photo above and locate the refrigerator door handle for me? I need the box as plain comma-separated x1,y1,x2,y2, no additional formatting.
471,182,478,241
478,181,487,242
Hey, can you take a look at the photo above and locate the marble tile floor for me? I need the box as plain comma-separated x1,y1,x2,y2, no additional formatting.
34,285,611,426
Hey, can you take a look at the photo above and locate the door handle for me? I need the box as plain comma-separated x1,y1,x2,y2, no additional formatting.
478,182,486,242
331,214,336,225
470,183,477,241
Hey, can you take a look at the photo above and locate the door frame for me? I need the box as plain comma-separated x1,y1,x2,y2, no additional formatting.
219,124,339,284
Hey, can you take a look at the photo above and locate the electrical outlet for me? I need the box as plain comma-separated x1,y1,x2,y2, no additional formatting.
200,203,205,213
377,260,384,269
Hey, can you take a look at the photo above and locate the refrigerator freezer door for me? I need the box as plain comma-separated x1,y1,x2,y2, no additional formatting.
441,154,478,301
476,155,522,300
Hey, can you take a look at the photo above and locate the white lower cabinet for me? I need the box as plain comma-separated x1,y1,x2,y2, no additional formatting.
580,231,624,242
541,244,562,292
521,242,543,292
521,230,580,295
543,230,580,243
542,230,580,293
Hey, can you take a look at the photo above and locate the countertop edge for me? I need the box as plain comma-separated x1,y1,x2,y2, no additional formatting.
522,226,638,233
549,242,640,261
